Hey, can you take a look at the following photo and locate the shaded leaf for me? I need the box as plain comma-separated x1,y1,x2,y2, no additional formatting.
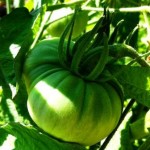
0,122,87,150
120,125,133,150
109,65,150,108
139,135,150,150
0,7,34,83
0,7,44,119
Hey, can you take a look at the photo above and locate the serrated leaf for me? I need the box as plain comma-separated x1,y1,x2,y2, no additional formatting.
0,123,87,150
109,65,150,108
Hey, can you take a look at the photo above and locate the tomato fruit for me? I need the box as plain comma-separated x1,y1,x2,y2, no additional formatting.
44,8,88,39
23,38,123,146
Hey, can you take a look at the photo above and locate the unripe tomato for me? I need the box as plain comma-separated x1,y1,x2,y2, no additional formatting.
23,39,122,146
44,8,88,38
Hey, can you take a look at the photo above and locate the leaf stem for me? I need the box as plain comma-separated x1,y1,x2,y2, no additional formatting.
30,7,51,49
84,44,150,67
5,0,11,14
47,0,85,11
143,11,150,44
82,6,150,13
99,99,136,150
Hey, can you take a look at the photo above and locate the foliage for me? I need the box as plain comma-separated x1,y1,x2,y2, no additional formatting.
0,0,150,150
0,123,86,150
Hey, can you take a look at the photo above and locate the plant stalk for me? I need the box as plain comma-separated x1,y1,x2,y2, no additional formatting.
82,6,150,13
6,0,11,14
84,44,150,67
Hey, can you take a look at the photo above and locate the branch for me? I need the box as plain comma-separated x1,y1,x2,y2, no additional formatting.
84,44,150,67
82,6,150,13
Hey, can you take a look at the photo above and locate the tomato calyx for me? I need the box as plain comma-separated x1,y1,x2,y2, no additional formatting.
58,7,111,81
58,6,149,83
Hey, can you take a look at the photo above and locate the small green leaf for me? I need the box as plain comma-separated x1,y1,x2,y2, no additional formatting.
109,65,150,108
0,123,87,150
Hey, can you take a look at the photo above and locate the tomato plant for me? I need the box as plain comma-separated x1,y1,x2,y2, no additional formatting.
1,0,150,150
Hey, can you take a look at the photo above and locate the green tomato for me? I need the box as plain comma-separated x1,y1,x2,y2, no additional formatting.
44,8,88,38
23,38,122,146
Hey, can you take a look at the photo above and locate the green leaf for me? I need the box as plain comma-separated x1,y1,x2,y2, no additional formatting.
0,123,87,150
109,65,150,108
0,7,43,80
0,7,35,83
0,7,34,52
139,135,150,150
120,125,133,150
0,7,44,119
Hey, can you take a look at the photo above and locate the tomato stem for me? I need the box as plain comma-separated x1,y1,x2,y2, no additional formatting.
109,44,150,67
83,44,150,67
31,6,51,49
46,0,85,11
82,6,150,13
